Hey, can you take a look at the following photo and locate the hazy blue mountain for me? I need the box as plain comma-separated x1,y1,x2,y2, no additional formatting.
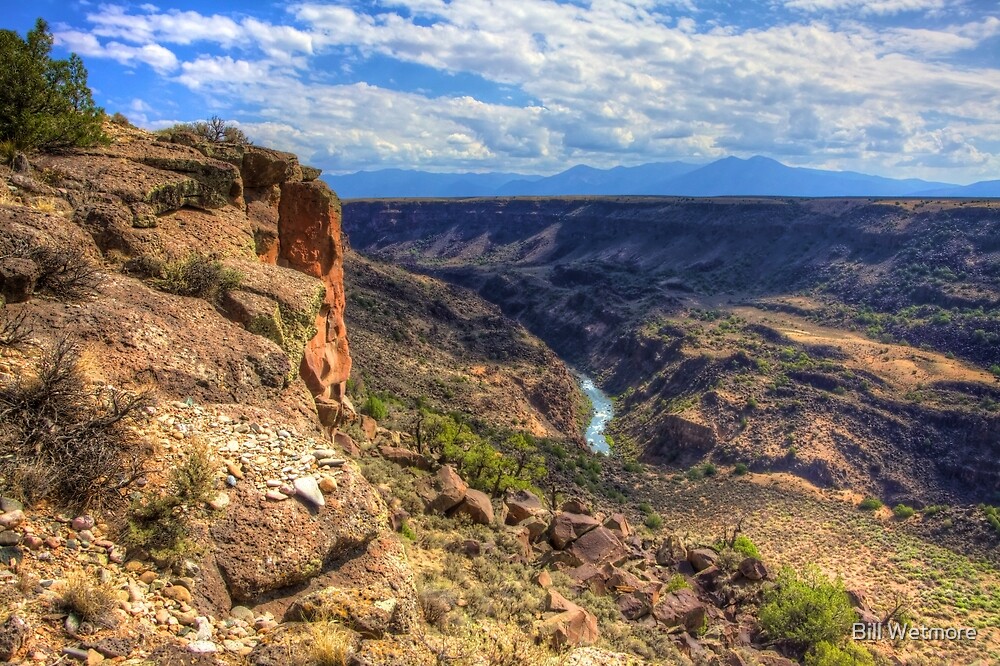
495,161,699,195
325,156,977,198
323,169,540,198
915,180,1000,197
654,156,954,196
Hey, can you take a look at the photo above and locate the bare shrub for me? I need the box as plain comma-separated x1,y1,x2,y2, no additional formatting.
0,335,151,510
0,233,101,300
0,308,32,349
58,570,118,626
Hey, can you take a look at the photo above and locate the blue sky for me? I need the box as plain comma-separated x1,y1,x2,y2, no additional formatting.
5,1,1000,182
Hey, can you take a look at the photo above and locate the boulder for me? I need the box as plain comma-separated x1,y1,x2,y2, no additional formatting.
603,513,631,539
616,592,651,621
538,590,599,648
450,489,494,525
504,489,549,525
379,446,431,471
209,465,386,601
242,147,303,188
518,515,550,543
737,557,768,581
0,258,39,303
687,547,719,572
425,466,468,514
655,534,687,567
360,415,378,441
549,512,601,550
566,526,629,567
565,563,607,595
333,430,361,457
285,535,417,637
560,498,592,515
652,588,707,633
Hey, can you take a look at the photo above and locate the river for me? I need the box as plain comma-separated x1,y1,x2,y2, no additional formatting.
577,373,613,455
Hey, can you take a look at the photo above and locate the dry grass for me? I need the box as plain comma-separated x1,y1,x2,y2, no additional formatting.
57,570,118,626
303,621,354,666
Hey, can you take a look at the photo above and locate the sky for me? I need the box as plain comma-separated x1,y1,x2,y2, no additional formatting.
4,1,1000,182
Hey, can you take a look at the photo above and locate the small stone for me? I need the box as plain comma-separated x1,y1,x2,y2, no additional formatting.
61,647,90,661
0,531,21,547
155,609,170,624
293,476,325,507
86,649,104,665
45,536,61,549
278,484,296,496
230,606,254,622
265,490,287,501
77,530,94,544
318,458,346,468
226,475,238,487
265,479,282,488
164,585,192,604
208,492,230,511
318,477,337,493
313,448,336,460
175,610,198,626
139,571,157,585
0,510,24,529
72,515,95,532
22,536,42,551
187,641,217,654
225,460,244,480
0,498,23,513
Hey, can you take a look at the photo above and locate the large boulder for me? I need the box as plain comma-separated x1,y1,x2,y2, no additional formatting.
652,588,707,633
425,465,468,514
209,464,387,601
537,589,599,648
0,258,39,303
566,526,629,567
549,512,601,550
738,557,768,581
285,535,417,637
450,489,494,525
687,547,719,573
379,446,431,471
504,489,549,525
242,146,303,188
603,513,631,539
656,534,687,567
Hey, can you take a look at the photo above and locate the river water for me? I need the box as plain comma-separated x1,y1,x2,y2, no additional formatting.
578,373,613,455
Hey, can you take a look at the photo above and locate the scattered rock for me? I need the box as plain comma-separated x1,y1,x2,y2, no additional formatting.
504,489,549,525
738,558,768,581
0,615,29,661
379,445,431,471
656,535,687,567
0,257,39,303
652,588,707,633
687,547,719,573
293,476,325,508
566,526,629,567
549,512,601,550
425,465,468,514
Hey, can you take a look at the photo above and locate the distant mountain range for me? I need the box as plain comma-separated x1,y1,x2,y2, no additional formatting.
324,155,1000,199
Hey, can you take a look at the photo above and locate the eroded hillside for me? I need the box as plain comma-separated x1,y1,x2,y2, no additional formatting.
343,197,1000,505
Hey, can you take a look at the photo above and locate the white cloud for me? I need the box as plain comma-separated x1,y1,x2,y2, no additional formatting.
61,1,1000,181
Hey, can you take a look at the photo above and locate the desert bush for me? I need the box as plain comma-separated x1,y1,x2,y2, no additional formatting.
733,462,749,475
0,308,32,349
731,534,761,559
58,570,118,626
123,439,215,567
0,336,150,509
303,620,354,666
418,587,456,629
663,574,690,593
858,497,883,511
161,115,251,145
805,640,875,666
361,394,388,420
644,512,663,530
0,19,106,151
154,253,241,301
892,504,916,520
759,566,856,652
0,234,101,300
109,112,132,127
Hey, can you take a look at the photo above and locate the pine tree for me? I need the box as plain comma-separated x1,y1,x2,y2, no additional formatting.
0,19,106,152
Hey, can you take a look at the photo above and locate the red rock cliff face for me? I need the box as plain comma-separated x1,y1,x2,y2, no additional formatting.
276,180,352,404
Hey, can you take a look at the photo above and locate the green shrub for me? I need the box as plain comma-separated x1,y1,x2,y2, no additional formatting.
759,566,856,651
637,501,653,515
154,253,241,301
623,460,643,473
644,512,663,530
805,640,875,666
663,574,689,593
892,504,916,520
0,19,106,151
361,395,388,420
731,534,761,559
702,462,718,477
733,462,749,476
858,497,882,511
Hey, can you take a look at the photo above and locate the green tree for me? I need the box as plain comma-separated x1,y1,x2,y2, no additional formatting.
0,19,106,151
760,566,857,652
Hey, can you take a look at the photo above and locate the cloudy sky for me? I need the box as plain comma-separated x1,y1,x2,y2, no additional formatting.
6,1,1000,182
